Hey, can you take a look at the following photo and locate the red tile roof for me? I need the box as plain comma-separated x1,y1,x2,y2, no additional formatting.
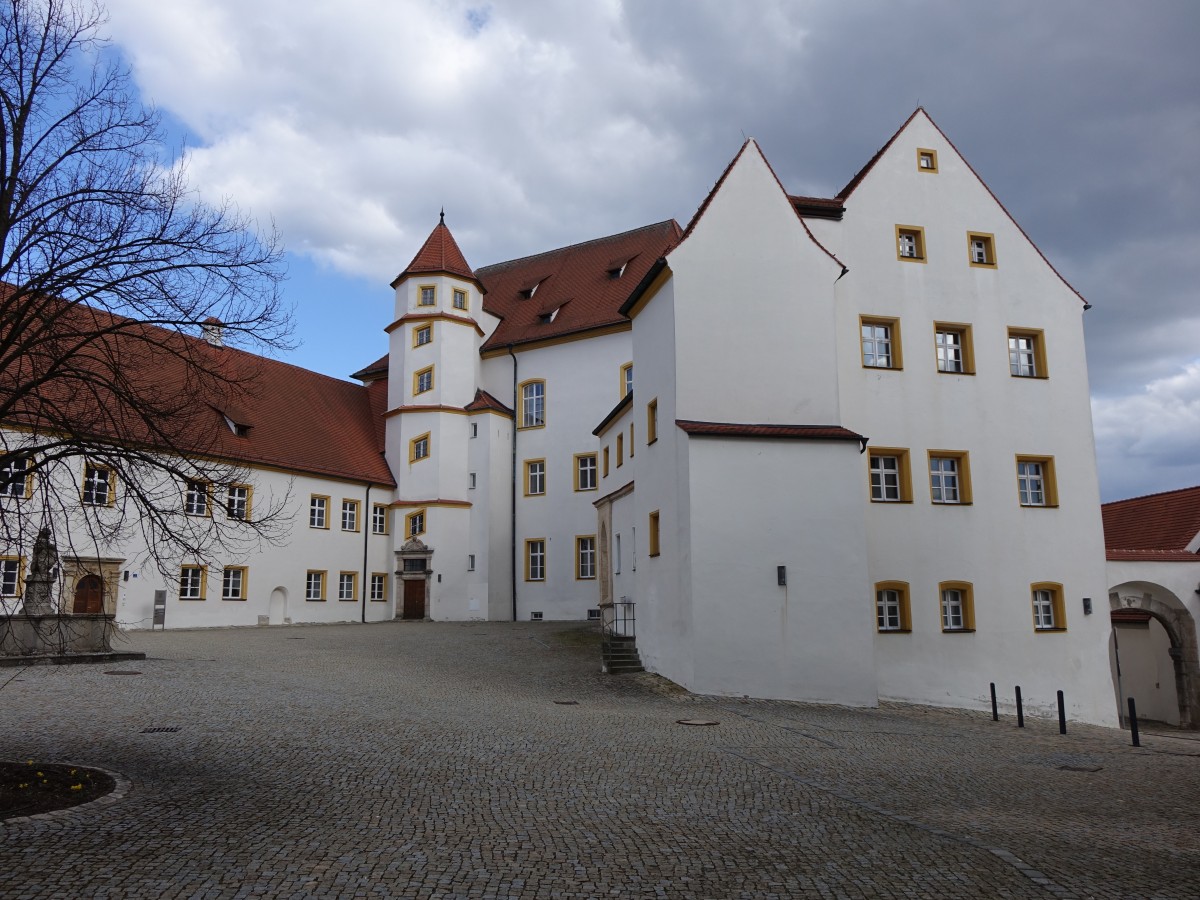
477,221,681,352
463,389,513,416
1102,485,1200,557
392,215,480,287
675,420,865,444
5,296,394,486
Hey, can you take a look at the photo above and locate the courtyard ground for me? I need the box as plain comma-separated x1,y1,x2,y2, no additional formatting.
0,620,1197,899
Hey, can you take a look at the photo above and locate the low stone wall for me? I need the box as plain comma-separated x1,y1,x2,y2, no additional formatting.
1,613,115,657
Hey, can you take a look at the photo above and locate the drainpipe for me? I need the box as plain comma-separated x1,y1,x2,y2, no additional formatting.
360,482,371,624
508,343,518,622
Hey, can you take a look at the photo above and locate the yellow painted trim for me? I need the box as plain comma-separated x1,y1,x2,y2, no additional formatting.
648,510,660,557
524,458,546,497
524,537,547,582
518,379,546,430
412,322,434,348
1031,581,1067,632
874,580,912,632
624,265,672,321
413,365,435,397
81,462,116,507
646,399,658,445
620,361,633,398
369,572,389,602
575,534,597,580
895,224,927,263
305,569,327,601
418,283,437,307
867,447,913,503
1015,454,1058,507
338,571,359,602
452,287,469,312
933,321,975,375
0,556,26,598
937,580,976,632
480,321,632,358
405,508,427,537
372,502,390,535
309,494,331,529
967,231,997,269
179,564,208,601
926,450,973,505
1007,326,1049,379
340,498,361,532
221,566,249,601
859,315,903,370
917,148,939,173
409,432,432,464
573,453,598,492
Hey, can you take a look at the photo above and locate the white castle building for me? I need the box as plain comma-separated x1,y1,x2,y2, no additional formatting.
1,109,1122,725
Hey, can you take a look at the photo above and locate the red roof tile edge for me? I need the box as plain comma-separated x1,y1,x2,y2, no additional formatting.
675,420,865,443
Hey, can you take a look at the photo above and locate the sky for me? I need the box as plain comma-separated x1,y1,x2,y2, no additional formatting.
97,0,1200,503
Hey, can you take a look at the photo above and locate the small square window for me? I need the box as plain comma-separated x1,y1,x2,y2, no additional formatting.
1016,456,1058,508
860,316,903,369
917,148,938,172
1008,328,1048,378
875,581,911,632
1032,583,1066,631
939,581,975,632
868,448,912,503
967,232,996,268
413,324,433,347
575,454,597,492
895,225,926,262
934,323,974,375
453,288,468,311
309,495,329,529
418,285,436,306
928,451,972,505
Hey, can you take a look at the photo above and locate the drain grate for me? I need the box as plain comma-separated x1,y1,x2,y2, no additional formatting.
141,726,181,734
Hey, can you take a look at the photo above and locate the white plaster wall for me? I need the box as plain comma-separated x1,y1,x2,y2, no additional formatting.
684,438,877,705
1111,620,1181,725
829,111,1117,725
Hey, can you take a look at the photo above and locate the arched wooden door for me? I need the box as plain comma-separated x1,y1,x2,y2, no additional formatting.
73,575,103,614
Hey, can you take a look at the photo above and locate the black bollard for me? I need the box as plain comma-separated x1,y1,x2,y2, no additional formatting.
1015,685,1024,728
1057,690,1066,735
990,682,998,721
1128,697,1140,747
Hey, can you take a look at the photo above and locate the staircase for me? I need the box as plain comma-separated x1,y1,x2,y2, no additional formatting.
601,633,644,674
600,598,643,674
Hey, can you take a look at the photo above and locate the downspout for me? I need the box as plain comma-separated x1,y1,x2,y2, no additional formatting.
508,343,518,622
361,482,371,624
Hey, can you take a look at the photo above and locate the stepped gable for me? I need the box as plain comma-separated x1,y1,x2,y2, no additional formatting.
1102,485,1200,561
392,215,480,287
477,220,681,351
4,295,395,486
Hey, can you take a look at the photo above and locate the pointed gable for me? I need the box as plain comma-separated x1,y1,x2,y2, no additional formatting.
391,214,480,287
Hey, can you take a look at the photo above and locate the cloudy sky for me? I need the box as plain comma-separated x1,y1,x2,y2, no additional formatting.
99,0,1199,503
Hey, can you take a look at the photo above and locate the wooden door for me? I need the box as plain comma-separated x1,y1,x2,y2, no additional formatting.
73,575,103,614
402,578,425,620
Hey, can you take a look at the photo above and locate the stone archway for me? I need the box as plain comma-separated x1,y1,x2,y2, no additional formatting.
1110,585,1200,728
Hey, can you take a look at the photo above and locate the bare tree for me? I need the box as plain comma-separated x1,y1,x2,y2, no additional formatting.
0,0,292,624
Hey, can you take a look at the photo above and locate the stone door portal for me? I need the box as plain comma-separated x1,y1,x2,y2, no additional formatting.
73,575,103,614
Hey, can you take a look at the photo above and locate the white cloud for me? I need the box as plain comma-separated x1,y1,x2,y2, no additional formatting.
1093,361,1200,501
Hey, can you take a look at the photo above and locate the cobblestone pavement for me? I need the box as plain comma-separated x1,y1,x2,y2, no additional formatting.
1,621,1197,899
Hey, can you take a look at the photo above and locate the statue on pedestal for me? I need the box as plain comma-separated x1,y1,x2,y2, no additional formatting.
22,527,59,616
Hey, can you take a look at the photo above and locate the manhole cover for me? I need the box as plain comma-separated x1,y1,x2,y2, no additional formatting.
676,719,720,726
141,726,181,734
554,700,579,706
105,671,142,676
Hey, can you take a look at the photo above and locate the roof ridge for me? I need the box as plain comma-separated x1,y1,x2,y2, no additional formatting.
475,220,680,275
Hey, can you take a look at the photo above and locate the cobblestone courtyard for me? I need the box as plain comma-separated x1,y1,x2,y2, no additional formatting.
1,621,1197,898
